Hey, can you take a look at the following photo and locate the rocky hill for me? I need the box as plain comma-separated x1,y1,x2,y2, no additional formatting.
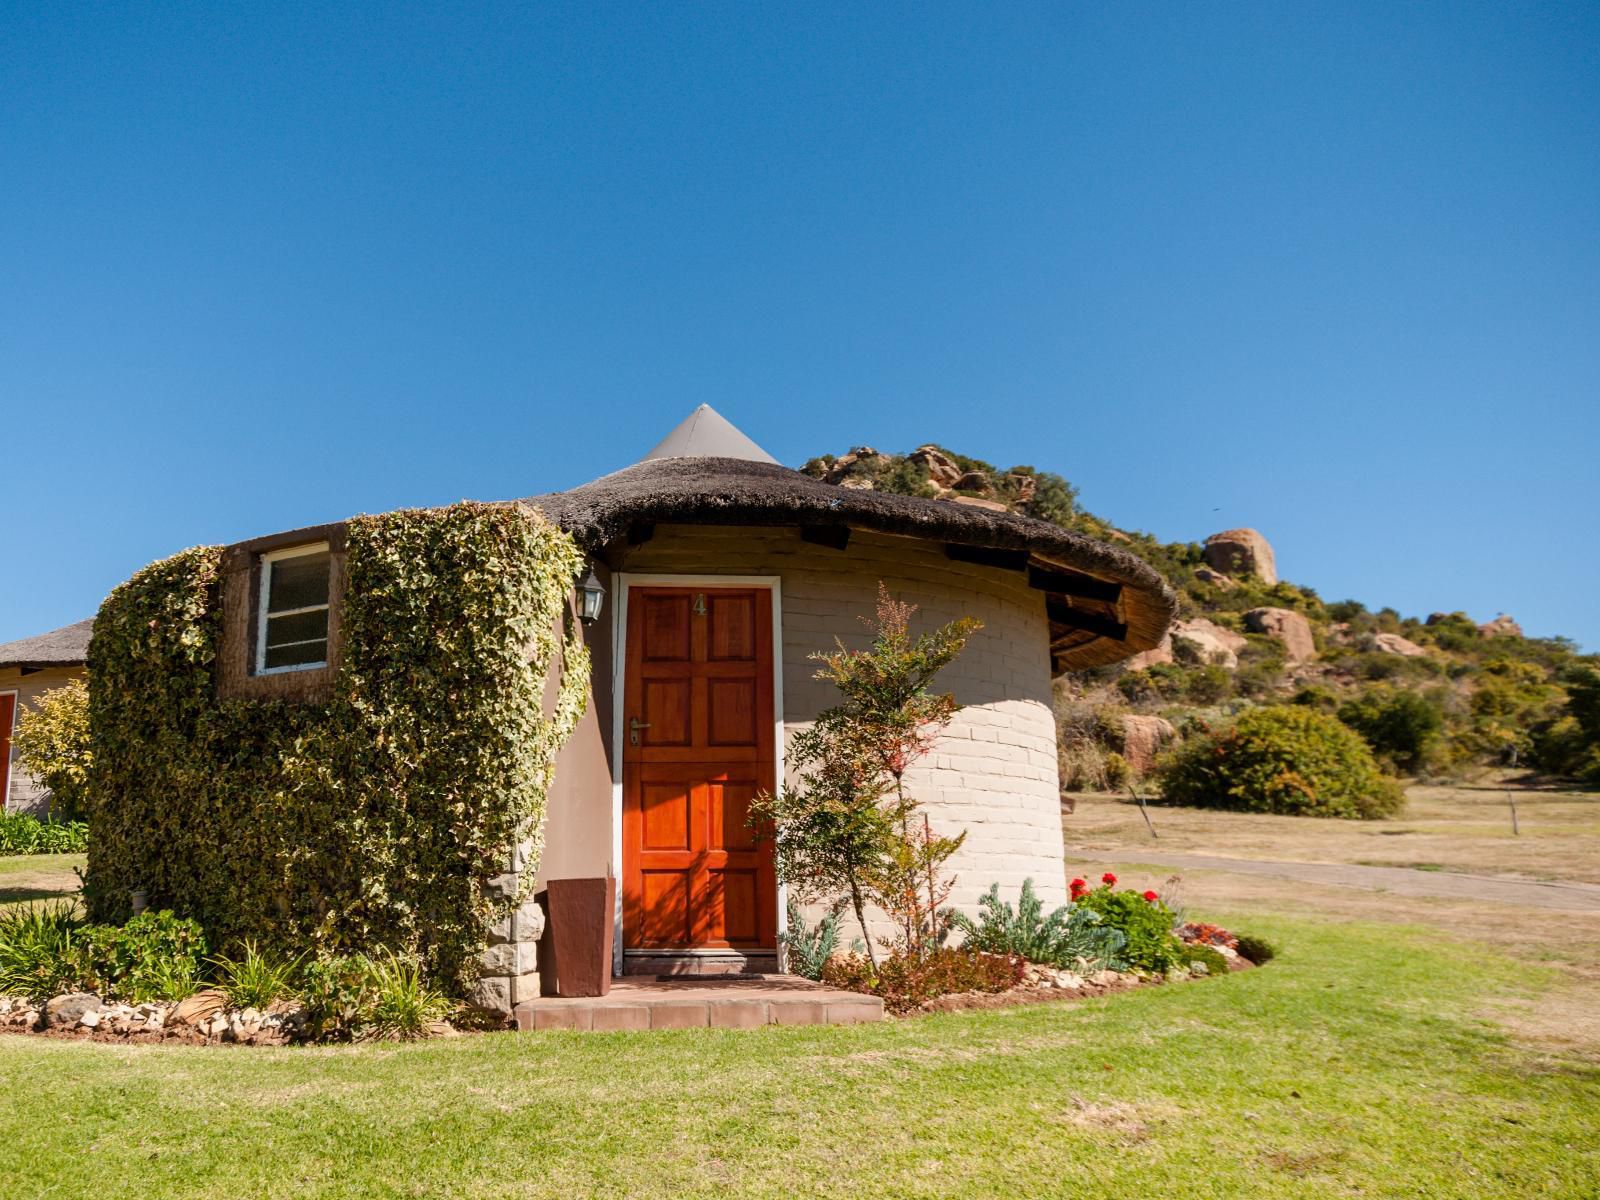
801,444,1600,789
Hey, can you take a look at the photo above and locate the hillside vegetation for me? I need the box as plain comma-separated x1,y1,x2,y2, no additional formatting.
801,445,1600,793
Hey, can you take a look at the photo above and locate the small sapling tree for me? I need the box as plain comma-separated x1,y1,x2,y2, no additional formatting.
752,584,979,968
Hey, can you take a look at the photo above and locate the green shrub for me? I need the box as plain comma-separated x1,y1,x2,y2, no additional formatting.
0,903,82,1001
11,680,93,821
211,941,304,1009
1070,882,1185,974
66,910,208,1003
783,898,843,982
1234,933,1277,964
1154,706,1405,819
298,955,373,1042
0,813,88,855
821,947,1024,1014
950,879,1128,971
1179,942,1230,977
1336,686,1444,772
85,502,590,996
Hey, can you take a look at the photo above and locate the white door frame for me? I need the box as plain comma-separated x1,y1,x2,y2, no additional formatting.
609,573,785,975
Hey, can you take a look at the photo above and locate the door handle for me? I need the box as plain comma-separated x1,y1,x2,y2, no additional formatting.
629,717,651,746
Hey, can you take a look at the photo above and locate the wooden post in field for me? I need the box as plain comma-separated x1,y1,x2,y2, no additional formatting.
1507,791,1519,836
1130,779,1158,839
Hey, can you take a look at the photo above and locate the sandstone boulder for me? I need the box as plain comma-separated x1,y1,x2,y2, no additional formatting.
1244,607,1316,664
952,469,992,494
44,993,101,1029
1171,618,1248,669
1479,614,1523,639
1193,566,1238,591
1006,472,1037,505
1365,631,1427,657
1203,529,1277,585
1121,635,1174,672
818,446,882,485
907,445,962,489
170,989,229,1027
1121,715,1177,775
948,495,1008,512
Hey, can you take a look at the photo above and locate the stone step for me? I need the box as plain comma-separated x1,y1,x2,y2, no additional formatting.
512,975,884,1032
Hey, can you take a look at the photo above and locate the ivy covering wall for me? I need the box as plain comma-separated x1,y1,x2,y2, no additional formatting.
85,502,589,993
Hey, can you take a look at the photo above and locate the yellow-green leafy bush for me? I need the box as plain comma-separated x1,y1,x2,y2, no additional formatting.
12,679,93,821
1154,705,1404,819
85,502,588,994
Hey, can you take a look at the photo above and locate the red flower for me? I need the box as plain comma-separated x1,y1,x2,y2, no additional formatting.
1069,877,1088,897
1143,890,1159,902
1101,872,1118,886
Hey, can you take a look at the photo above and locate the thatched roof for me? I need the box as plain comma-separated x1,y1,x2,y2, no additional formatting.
0,618,94,670
526,456,1176,671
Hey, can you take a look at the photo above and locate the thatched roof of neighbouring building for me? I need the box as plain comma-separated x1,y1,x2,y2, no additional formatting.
0,618,94,670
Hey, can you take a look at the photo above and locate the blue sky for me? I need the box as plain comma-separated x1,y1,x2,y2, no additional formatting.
3,3,1597,649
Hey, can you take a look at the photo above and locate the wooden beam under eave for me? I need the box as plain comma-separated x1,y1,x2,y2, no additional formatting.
945,544,1029,572
800,525,851,551
1046,600,1128,642
1029,565,1122,604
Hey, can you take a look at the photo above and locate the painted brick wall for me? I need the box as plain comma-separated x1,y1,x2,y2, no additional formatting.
619,524,1069,944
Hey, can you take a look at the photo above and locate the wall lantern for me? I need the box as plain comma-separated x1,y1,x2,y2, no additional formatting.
576,564,606,625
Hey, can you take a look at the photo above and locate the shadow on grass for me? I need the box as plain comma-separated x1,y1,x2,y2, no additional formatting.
0,885,81,906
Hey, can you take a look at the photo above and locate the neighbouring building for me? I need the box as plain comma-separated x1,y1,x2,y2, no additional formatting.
0,619,92,815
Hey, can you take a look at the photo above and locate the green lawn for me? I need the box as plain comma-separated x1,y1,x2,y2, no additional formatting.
0,851,84,907
1,914,1594,1199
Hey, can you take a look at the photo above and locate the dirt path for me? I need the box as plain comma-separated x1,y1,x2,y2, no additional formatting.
1066,848,1600,912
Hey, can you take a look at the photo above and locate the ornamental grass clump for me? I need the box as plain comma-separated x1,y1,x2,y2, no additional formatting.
210,941,305,1009
1154,705,1405,819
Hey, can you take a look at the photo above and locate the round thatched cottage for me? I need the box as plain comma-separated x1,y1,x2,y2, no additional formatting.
528,406,1175,977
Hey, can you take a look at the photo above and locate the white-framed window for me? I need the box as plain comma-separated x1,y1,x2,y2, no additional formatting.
255,542,332,674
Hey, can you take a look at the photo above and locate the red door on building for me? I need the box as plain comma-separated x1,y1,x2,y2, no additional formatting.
621,586,777,953
0,693,15,806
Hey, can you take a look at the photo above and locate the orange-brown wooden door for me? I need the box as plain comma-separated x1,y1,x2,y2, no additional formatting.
622,587,777,950
0,694,13,806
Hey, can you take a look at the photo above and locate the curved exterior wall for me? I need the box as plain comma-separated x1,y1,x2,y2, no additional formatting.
611,523,1068,942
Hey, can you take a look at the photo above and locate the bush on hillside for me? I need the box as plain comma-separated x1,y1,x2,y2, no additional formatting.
1153,706,1404,819
1336,687,1444,773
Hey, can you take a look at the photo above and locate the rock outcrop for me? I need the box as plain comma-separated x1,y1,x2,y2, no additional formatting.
1193,566,1238,591
1121,636,1174,672
1479,614,1524,639
1245,607,1316,664
1121,715,1177,775
1171,618,1248,669
1203,529,1277,585
907,445,962,489
1365,631,1427,657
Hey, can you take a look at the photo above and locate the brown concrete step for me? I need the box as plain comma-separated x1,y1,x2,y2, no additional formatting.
513,974,884,1032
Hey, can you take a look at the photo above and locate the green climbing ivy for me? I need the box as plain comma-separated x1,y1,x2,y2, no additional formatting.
85,501,589,994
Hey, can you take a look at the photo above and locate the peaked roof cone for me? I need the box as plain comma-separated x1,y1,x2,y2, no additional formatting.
640,404,778,464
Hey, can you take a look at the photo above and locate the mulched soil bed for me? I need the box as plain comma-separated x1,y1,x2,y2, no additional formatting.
908,955,1256,1017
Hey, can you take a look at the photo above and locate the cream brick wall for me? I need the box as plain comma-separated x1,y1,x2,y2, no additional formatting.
619,524,1068,945
1,665,87,816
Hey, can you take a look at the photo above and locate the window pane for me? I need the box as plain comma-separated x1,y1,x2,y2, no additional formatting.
264,638,328,670
267,552,330,613
265,609,328,649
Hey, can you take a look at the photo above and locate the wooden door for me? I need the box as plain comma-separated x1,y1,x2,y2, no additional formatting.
622,587,777,951
0,694,13,807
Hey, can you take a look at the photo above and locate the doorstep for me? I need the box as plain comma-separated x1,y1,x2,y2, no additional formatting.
512,974,884,1032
